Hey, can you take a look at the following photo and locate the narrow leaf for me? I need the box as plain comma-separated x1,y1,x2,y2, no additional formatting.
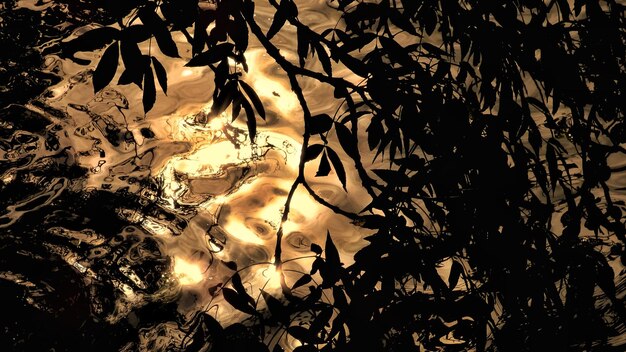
151,56,168,94
239,80,265,120
325,146,347,191
267,7,286,40
186,43,235,67
316,150,331,177
314,41,332,76
324,231,341,267
142,58,156,113
309,114,333,135
292,274,312,289
93,41,119,93
448,261,463,290
222,287,257,315
305,144,325,162
241,96,257,141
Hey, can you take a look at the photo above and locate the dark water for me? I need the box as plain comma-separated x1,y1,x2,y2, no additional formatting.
1,1,626,351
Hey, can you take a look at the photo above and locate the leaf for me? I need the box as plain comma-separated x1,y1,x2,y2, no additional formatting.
305,144,325,162
292,274,313,289
325,147,347,191
138,6,180,58
62,27,120,59
421,42,448,58
142,58,156,113
119,39,143,87
186,43,235,66
221,260,238,271
310,243,323,255
316,151,331,177
314,41,332,76
389,9,417,35
448,260,463,290
222,287,257,315
309,114,333,135
93,41,119,93
267,6,286,40
324,231,341,268
151,56,168,95
229,14,249,53
261,289,288,323
297,26,310,67
241,96,257,141
208,283,223,296
334,122,358,159
121,25,151,43
546,138,560,191
287,326,323,344
238,80,265,120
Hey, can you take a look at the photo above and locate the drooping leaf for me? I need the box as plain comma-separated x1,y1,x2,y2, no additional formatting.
138,6,180,58
292,274,313,290
448,260,463,290
267,5,287,40
287,326,323,344
314,41,332,76
546,138,560,191
142,57,156,113
388,9,418,35
62,27,120,60
334,122,358,159
324,231,341,268
186,43,235,66
239,80,265,120
305,144,325,162
297,26,310,67
119,39,143,87
121,25,152,43
151,56,168,94
309,114,333,135
222,287,257,315
242,96,257,141
221,260,238,271
261,289,288,323
316,150,331,177
93,41,119,93
325,146,347,191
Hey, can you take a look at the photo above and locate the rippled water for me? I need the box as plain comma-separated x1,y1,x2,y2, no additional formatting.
2,0,626,351
0,0,377,350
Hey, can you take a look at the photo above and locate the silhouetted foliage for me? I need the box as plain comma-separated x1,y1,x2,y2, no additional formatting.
60,0,626,350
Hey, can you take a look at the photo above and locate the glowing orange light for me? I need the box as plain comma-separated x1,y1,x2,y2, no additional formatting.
173,257,204,285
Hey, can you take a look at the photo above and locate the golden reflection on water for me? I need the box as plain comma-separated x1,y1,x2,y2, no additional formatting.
173,257,205,286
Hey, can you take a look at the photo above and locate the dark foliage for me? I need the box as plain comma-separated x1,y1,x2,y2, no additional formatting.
56,0,626,351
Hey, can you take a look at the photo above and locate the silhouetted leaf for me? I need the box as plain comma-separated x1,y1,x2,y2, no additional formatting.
239,80,265,120
121,25,152,43
261,289,288,323
62,27,120,60
448,260,463,290
297,26,310,67
334,122,358,159
221,260,238,271
288,326,323,344
309,114,333,135
208,283,223,296
242,96,257,141
389,9,417,35
324,231,341,268
186,43,235,66
267,5,287,40
292,274,313,289
305,144,325,162
222,287,257,315
546,138,560,191
316,151,331,177
142,58,156,113
310,243,323,255
93,41,119,93
119,39,143,87
151,56,168,94
138,6,180,58
314,42,332,76
325,147,347,191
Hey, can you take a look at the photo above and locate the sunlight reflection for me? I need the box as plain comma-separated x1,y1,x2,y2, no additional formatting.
173,257,204,286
